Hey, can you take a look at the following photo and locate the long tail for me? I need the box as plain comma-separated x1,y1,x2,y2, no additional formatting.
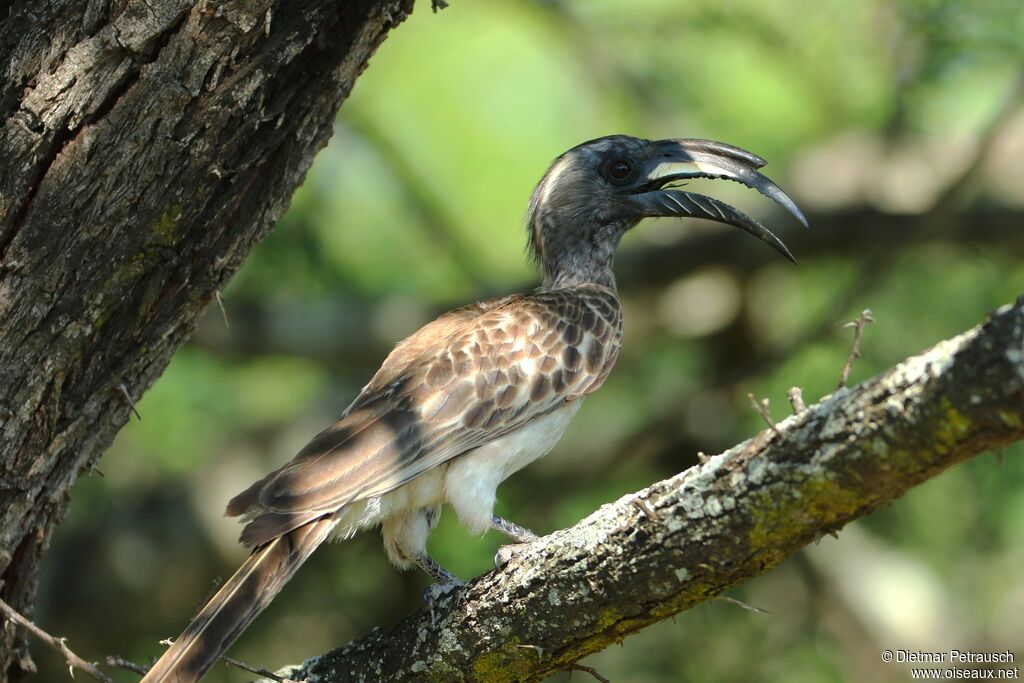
141,517,339,683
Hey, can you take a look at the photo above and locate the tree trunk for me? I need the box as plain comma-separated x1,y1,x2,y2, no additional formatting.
0,0,414,677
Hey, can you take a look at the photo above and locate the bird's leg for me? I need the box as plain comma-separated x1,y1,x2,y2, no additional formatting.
415,553,465,586
491,514,538,543
491,515,539,569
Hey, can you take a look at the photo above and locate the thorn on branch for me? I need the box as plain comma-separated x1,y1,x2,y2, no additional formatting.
516,644,544,660
214,290,230,328
837,309,874,390
715,595,772,615
223,655,309,683
0,595,113,683
118,383,141,420
813,526,842,545
747,393,783,437
787,386,807,414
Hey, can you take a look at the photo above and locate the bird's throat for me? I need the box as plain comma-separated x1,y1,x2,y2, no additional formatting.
541,240,619,290
544,263,616,290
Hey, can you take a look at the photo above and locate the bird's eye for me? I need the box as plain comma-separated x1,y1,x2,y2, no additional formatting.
603,157,635,183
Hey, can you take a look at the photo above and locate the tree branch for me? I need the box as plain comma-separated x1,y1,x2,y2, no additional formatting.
286,297,1024,682
0,594,111,683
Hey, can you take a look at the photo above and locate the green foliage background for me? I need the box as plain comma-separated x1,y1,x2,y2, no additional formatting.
40,1,1024,681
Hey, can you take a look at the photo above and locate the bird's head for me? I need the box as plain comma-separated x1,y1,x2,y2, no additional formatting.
527,135,807,288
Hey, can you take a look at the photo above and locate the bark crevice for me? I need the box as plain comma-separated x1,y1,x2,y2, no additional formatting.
0,2,417,678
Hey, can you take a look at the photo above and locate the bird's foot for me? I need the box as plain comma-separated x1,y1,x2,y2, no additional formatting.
494,542,535,569
423,578,466,602
414,552,468,622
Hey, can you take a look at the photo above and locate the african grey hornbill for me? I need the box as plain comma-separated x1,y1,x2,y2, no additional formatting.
141,135,807,682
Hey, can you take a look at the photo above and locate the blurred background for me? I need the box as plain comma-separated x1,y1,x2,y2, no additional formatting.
38,1,1024,681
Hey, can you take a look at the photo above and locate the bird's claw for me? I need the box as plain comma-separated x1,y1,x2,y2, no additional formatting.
494,542,534,569
423,579,467,626
423,579,466,602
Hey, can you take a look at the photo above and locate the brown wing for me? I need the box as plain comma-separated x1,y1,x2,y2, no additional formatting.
228,285,622,546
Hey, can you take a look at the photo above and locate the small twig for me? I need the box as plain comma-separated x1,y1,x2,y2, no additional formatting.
747,393,782,437
118,382,141,420
566,662,612,683
715,595,772,615
837,309,874,390
223,655,308,683
696,451,711,464
105,654,149,675
155,639,306,683
0,595,113,683
214,289,230,328
787,386,807,414
352,121,493,291
929,70,1024,215
516,644,545,660
431,0,449,11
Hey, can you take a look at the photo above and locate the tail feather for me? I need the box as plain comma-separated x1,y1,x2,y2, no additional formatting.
141,517,338,683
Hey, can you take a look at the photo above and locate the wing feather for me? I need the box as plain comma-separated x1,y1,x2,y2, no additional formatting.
231,285,622,546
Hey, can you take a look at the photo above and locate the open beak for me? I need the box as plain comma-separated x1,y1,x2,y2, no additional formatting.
628,138,808,264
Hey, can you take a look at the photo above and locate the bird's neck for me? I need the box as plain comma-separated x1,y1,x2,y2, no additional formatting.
537,222,623,291
541,251,617,291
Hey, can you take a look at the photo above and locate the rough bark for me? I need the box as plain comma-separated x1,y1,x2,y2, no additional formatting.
284,298,1024,683
0,1,415,678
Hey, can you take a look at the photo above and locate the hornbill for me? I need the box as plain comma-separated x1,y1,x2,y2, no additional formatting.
141,135,807,682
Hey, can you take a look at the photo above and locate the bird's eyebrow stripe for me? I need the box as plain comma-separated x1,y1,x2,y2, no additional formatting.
531,156,574,255
538,157,571,206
